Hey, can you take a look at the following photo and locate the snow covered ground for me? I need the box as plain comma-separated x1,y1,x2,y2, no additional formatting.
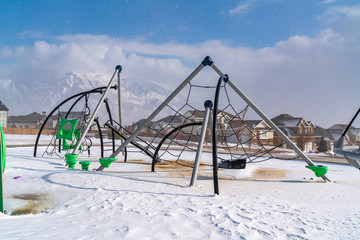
1,135,360,240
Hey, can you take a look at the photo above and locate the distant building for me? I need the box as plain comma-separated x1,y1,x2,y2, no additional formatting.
271,114,317,152
8,112,46,129
314,125,336,151
0,101,9,128
327,124,360,145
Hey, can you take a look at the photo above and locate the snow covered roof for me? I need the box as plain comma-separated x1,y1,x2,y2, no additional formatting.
242,120,262,129
271,114,303,127
314,125,335,141
155,115,183,124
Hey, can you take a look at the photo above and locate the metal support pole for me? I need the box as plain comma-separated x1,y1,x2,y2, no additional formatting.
190,100,212,187
334,108,360,169
224,77,330,182
97,59,210,171
71,65,122,155
117,70,125,156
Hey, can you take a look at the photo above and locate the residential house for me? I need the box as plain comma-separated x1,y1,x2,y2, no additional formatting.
327,124,360,146
182,109,235,136
7,112,46,129
151,115,184,132
313,126,336,151
270,114,317,152
247,120,274,146
0,101,9,128
224,120,261,145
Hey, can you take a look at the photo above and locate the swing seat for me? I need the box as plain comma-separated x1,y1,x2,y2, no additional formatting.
56,118,78,141
219,158,246,169
306,165,328,177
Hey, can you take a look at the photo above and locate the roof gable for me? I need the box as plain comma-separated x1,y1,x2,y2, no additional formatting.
0,101,9,111
271,114,306,127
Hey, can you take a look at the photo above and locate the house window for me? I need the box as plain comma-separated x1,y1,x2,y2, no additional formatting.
260,130,268,139
299,127,302,134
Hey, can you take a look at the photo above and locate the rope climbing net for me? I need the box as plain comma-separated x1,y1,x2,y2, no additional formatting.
113,75,291,171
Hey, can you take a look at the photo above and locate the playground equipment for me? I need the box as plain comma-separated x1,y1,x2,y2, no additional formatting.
334,108,360,170
34,76,122,162
1,124,6,213
35,56,330,195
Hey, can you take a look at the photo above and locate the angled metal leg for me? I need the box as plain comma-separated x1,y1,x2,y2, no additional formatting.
224,78,331,182
71,65,122,155
190,100,212,186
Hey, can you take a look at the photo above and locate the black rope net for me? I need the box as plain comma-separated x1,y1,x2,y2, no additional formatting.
116,73,296,170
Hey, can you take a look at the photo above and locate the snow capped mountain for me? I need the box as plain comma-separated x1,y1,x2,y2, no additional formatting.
0,79,24,105
2,72,183,125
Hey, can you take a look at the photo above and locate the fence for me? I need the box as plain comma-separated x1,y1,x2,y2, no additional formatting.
3,127,54,135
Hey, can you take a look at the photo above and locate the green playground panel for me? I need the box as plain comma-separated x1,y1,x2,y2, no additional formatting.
62,129,82,150
1,124,5,213
56,118,78,141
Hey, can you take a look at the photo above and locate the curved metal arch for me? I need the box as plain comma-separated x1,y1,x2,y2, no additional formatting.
34,86,116,157
151,122,203,172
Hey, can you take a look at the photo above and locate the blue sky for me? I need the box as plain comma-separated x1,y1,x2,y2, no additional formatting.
1,0,360,127
0,0,345,48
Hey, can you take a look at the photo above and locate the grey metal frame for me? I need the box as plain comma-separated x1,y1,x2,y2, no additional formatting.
117,70,125,156
71,66,122,155
190,100,212,187
94,57,331,183
334,108,360,170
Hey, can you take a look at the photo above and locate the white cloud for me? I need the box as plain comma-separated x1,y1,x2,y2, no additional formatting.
229,1,253,15
321,5,360,23
319,0,338,5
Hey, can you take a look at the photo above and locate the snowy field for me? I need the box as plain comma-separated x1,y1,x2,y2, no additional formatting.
1,135,360,240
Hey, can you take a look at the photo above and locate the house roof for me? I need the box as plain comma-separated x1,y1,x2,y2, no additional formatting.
185,110,236,120
242,120,262,129
156,115,183,124
51,111,86,120
8,112,44,124
0,101,9,111
186,110,205,119
271,114,303,127
328,124,351,130
327,124,359,141
327,127,358,143
314,125,335,141
278,127,298,138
